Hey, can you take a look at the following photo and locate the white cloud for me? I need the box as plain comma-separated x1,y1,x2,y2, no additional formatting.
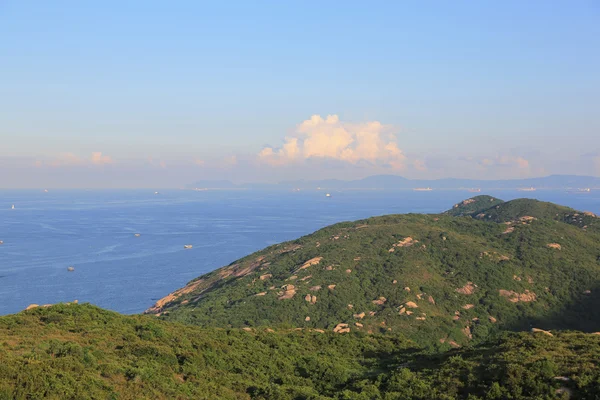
90,152,113,165
37,152,114,167
258,114,407,169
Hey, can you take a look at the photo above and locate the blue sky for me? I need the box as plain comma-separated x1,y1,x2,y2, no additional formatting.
1,1,599,187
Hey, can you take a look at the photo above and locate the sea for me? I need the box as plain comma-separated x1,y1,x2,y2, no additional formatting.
1,189,599,316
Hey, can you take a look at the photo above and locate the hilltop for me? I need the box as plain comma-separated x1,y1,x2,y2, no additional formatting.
148,196,600,349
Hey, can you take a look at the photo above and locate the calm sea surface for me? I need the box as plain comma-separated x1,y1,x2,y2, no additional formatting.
0,189,598,315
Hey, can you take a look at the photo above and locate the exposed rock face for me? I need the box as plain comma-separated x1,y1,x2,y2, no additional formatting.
547,243,562,250
353,312,366,319
488,316,497,323
354,322,363,328
456,282,476,295
327,284,336,290
278,285,297,300
503,226,515,234
255,292,267,296
146,279,205,314
393,237,418,248
531,328,553,336
259,274,272,280
462,326,472,339
405,301,418,308
372,297,387,305
304,294,317,304
499,289,537,302
309,286,321,291
333,323,350,333
297,257,323,271
428,295,435,305
305,316,310,321
462,304,474,309
25,304,39,310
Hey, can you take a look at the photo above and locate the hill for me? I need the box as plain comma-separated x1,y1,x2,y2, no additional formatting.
147,197,600,349
444,195,504,216
2,303,600,399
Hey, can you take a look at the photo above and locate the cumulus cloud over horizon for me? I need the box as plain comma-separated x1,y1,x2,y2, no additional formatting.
258,115,407,169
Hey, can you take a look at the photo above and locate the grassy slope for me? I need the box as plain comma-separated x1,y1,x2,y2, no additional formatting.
2,304,600,399
150,198,600,349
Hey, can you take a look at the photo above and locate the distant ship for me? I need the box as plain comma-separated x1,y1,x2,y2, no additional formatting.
578,188,591,192
518,187,536,192
184,244,193,249
413,187,432,191
154,191,160,195
468,188,481,193
67,266,75,272
43,189,49,193
11,205,15,210
325,193,331,197
134,233,141,237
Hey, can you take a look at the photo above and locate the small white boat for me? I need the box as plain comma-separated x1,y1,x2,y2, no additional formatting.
154,191,160,195
184,244,193,249
67,266,75,272
0,240,3,245
134,233,141,237
413,187,432,191
325,193,331,197
468,188,481,193
11,205,15,210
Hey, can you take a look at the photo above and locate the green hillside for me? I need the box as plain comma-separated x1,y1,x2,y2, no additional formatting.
3,197,600,399
2,303,600,399
148,198,600,349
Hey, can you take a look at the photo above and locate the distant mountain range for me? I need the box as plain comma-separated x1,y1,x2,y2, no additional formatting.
187,174,600,190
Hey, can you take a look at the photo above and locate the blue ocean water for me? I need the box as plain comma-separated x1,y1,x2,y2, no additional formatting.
0,189,598,316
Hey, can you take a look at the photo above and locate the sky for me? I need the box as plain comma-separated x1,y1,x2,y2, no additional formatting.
1,1,599,188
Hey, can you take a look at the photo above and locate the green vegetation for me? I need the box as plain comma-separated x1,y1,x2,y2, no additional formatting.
2,304,600,399
3,197,600,398
151,197,600,349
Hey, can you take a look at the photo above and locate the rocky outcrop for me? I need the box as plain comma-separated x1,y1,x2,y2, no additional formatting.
297,257,323,272
304,294,317,304
531,328,553,336
499,289,537,303
547,243,562,250
278,285,297,300
145,279,205,314
372,297,387,305
456,282,476,295
333,323,350,333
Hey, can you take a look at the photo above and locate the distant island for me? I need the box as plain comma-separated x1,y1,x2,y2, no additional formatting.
187,174,600,191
